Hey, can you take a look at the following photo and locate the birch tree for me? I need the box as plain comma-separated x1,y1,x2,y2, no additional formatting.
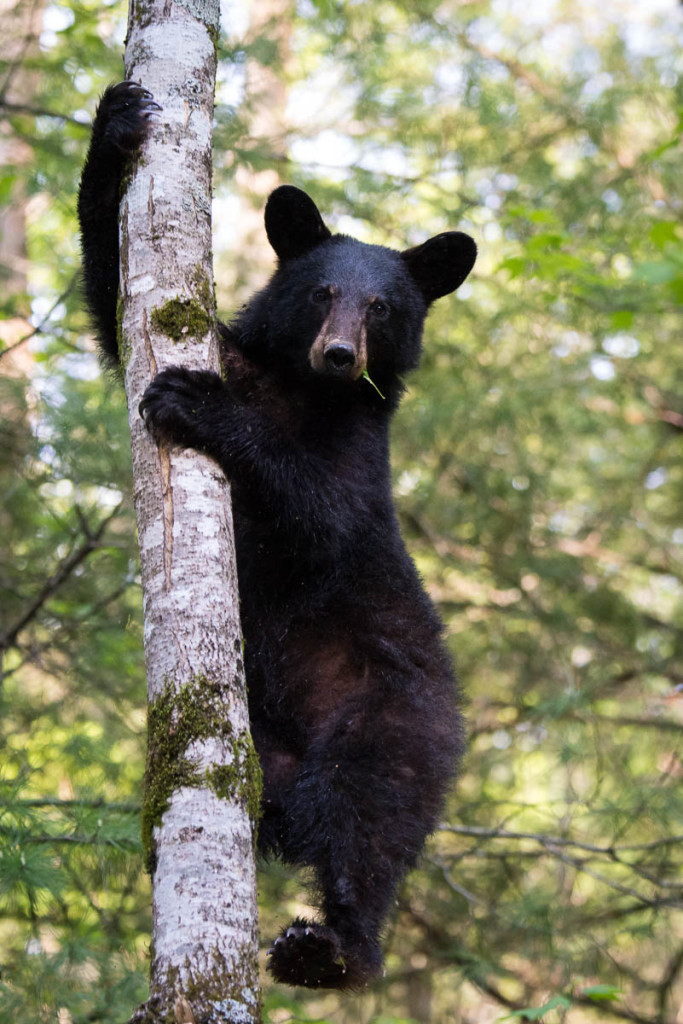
119,2,261,1020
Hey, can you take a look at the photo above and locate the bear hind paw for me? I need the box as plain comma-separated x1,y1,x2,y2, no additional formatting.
266,918,381,990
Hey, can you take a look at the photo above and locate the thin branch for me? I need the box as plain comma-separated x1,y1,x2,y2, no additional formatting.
657,944,683,1023
0,575,138,683
0,274,80,362
440,824,683,856
548,846,681,908
0,798,140,812
0,827,140,850
0,504,122,654
439,825,683,903
0,98,87,127
572,712,683,734
0,0,43,99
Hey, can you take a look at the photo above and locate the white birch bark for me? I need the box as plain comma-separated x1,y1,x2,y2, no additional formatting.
120,2,261,1021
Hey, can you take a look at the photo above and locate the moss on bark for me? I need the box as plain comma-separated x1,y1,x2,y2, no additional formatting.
142,674,262,872
150,297,212,342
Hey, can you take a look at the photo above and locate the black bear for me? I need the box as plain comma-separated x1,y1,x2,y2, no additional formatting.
78,81,476,990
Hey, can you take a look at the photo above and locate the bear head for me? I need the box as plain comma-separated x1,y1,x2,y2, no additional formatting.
232,185,476,401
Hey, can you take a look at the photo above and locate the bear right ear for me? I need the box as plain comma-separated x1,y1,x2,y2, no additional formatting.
402,231,477,305
265,185,332,262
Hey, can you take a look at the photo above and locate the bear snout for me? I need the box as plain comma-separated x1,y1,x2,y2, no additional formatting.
323,341,356,370
310,323,368,380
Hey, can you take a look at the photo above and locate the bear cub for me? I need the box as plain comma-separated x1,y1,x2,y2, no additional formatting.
78,81,476,990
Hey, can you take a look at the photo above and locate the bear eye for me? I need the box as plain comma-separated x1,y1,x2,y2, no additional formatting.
368,299,389,319
312,286,331,304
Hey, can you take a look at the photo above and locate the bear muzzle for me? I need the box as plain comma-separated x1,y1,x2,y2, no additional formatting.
309,321,368,381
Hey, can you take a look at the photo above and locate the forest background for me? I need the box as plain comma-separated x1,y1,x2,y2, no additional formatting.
1,0,682,1021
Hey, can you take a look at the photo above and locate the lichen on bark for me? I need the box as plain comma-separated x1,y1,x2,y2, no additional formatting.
131,945,261,1024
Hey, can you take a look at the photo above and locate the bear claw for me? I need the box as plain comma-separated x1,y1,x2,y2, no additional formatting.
98,81,162,154
266,917,384,990
266,919,349,988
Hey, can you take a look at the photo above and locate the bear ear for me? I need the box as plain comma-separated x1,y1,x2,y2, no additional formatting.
265,185,332,262
401,231,477,305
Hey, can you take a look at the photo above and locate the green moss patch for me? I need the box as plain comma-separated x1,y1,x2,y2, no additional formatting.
150,297,212,342
206,728,262,822
142,674,262,872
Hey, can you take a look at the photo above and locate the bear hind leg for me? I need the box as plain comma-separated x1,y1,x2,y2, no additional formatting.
266,719,443,988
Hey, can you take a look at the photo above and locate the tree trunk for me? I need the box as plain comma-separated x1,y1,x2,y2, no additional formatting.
121,2,261,1021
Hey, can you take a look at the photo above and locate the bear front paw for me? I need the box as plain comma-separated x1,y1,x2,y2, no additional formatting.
139,366,226,450
96,81,161,155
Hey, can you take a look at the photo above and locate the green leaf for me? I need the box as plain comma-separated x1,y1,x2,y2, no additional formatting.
582,985,622,1001
362,369,386,399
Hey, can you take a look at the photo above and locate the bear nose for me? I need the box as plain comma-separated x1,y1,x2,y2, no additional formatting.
324,342,356,369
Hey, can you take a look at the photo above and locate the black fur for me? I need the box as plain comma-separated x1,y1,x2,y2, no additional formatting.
78,81,476,990
77,82,161,360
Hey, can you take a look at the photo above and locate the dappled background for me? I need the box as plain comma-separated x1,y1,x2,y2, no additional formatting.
1,0,682,1021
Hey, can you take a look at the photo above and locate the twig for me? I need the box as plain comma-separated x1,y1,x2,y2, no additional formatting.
0,98,86,127
0,274,79,362
0,505,122,654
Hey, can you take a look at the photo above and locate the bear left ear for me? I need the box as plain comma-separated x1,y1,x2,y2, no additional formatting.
401,231,477,305
265,185,332,262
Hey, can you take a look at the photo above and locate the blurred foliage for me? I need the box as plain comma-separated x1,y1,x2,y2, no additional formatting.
1,0,682,1021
